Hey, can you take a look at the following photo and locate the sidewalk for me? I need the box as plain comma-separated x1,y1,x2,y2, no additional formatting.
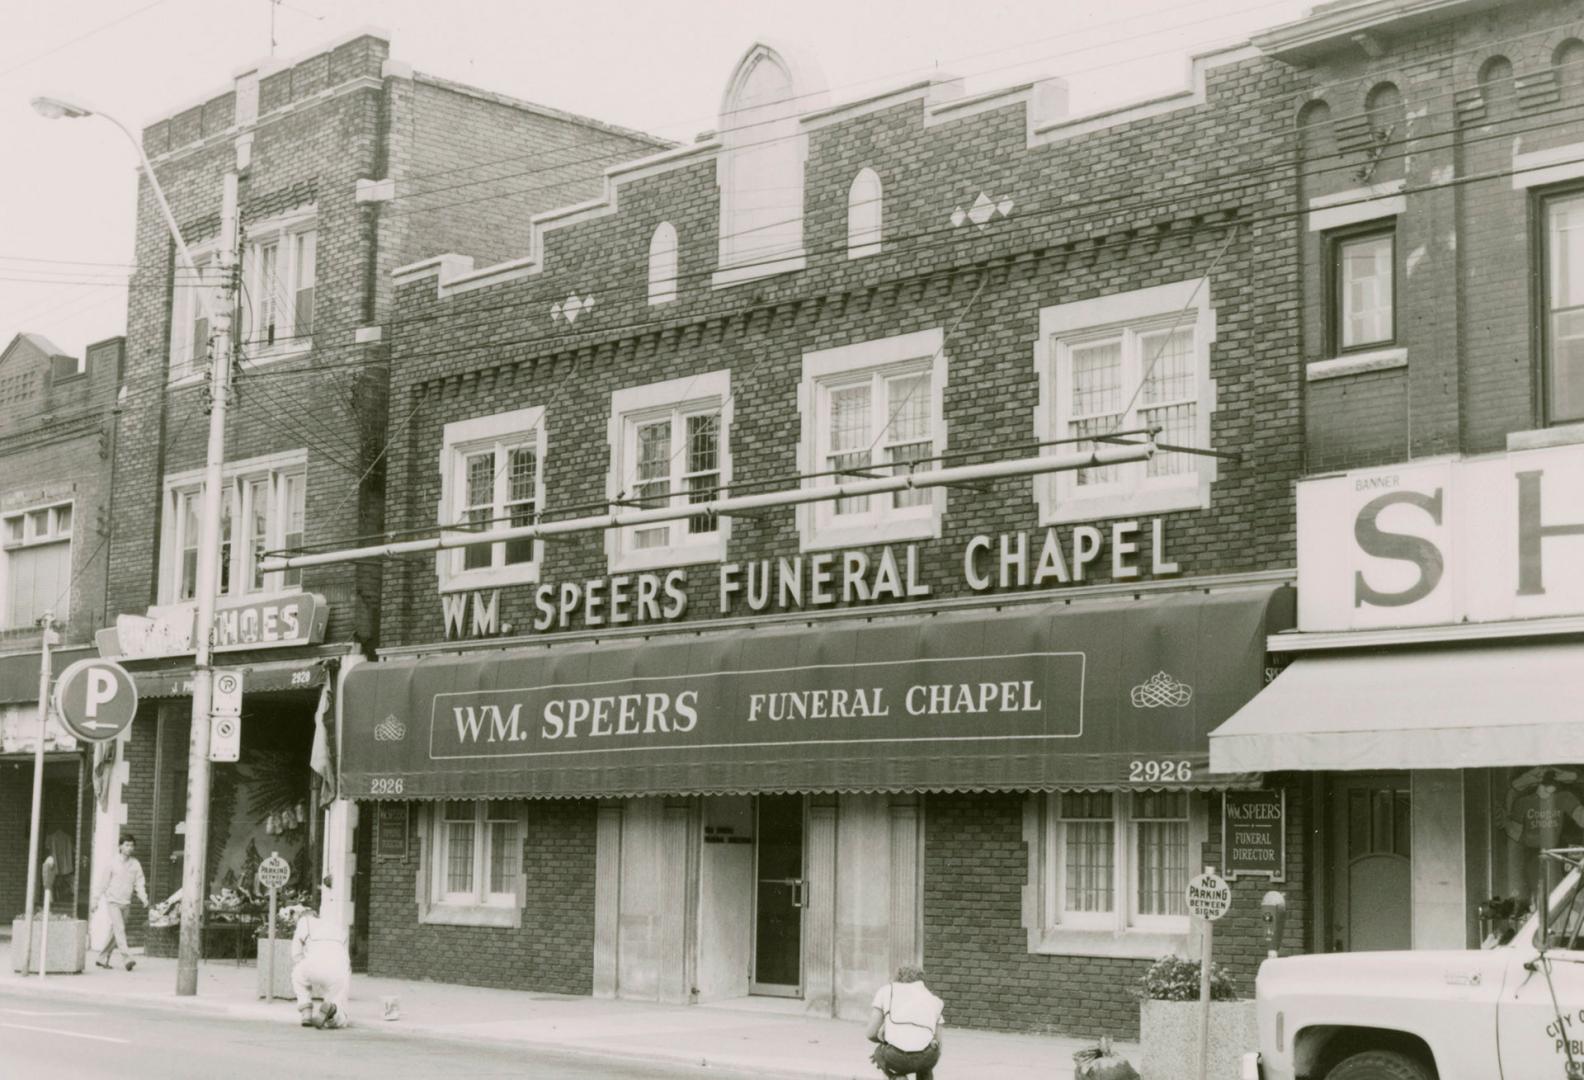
1,951,1136,1079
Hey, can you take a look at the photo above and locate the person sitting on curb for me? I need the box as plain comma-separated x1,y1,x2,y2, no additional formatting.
866,964,945,1080
92,833,148,972
291,884,351,1030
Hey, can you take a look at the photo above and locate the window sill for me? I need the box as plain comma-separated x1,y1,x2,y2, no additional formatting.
243,342,313,367
438,562,540,594
1040,485,1208,526
1032,927,1189,960
419,903,521,929
1508,421,1584,451
801,512,940,553
609,543,725,575
1305,347,1407,382
711,252,806,289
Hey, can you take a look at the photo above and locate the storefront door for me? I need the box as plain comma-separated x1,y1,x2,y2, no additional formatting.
751,795,804,997
1331,773,1412,952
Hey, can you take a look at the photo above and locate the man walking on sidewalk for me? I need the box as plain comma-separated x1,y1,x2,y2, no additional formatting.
92,834,148,972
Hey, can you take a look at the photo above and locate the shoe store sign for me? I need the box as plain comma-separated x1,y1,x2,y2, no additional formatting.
1297,444,1584,631
95,592,330,659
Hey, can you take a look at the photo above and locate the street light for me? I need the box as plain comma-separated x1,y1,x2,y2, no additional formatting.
33,93,236,998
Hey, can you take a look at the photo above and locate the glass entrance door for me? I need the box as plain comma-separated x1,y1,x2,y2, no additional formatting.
751,795,804,996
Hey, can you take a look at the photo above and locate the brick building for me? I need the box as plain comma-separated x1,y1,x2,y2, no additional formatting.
1211,0,1584,970
0,332,123,924
337,37,1311,1038
90,28,666,955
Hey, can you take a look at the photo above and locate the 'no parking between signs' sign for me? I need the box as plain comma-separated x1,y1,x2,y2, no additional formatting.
53,658,138,743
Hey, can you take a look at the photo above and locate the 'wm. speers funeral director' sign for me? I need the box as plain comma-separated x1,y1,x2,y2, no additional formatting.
1297,444,1584,632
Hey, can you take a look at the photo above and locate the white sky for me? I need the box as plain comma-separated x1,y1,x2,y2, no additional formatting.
0,0,1313,360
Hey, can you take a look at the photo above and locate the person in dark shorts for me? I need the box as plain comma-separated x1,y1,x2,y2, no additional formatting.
865,964,944,1079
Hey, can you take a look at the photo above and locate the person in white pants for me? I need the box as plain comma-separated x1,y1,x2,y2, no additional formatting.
291,894,351,1029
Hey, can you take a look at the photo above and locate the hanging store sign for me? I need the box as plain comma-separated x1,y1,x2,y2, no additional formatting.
1222,788,1285,881
1298,444,1584,631
96,592,329,660
440,519,1183,640
347,583,1289,800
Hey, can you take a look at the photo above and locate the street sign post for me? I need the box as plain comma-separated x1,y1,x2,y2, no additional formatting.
209,715,240,763
1185,867,1231,1080
52,658,137,743
213,670,243,716
258,852,291,1000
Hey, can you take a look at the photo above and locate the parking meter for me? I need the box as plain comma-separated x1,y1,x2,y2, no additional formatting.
1261,890,1287,958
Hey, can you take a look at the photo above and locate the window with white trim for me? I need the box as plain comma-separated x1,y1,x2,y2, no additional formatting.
239,209,316,358
161,456,306,603
1035,282,1215,523
1,502,72,630
715,44,808,285
607,371,731,572
439,407,545,592
168,247,221,381
847,168,882,258
799,329,945,551
421,800,526,927
1034,790,1206,952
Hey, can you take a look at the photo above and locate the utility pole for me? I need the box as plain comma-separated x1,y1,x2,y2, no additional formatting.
176,172,239,996
19,612,57,977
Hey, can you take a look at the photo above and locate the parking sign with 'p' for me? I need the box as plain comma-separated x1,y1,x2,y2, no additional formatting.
53,658,138,743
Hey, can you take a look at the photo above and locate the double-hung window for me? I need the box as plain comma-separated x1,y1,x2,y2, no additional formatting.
162,454,307,603
607,372,731,572
1033,790,1205,955
168,248,222,381
439,407,545,592
1,502,72,630
1037,282,1214,523
423,800,526,927
239,209,317,358
1543,190,1584,424
799,329,946,550
1330,225,1395,354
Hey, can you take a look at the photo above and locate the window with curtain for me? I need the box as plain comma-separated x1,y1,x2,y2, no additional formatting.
1044,790,1198,937
438,406,546,592
1330,226,1395,353
163,459,307,603
1544,191,1584,423
424,800,526,923
1,502,72,630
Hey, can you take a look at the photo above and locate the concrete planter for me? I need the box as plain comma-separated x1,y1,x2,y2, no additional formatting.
9,917,87,974
1138,999,1256,1080
257,938,294,1000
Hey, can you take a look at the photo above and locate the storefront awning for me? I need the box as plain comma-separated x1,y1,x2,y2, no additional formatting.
129,657,330,699
342,584,1292,800
1210,640,1584,773
0,646,95,704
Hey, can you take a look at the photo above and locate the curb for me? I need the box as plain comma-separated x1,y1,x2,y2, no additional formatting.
0,977,871,1080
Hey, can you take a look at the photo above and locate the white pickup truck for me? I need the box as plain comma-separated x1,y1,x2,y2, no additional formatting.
1247,854,1584,1080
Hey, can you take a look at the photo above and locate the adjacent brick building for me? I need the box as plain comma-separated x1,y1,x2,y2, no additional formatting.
340,36,1312,1039
92,28,667,956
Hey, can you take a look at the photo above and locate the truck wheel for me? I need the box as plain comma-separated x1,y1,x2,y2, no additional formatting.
1327,1050,1434,1080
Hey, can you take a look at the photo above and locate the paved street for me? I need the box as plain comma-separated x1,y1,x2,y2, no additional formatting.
0,987,757,1080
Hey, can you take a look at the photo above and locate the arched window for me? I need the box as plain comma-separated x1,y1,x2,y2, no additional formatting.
648,222,678,305
1363,82,1405,183
1478,56,1516,120
847,168,882,258
1556,39,1584,97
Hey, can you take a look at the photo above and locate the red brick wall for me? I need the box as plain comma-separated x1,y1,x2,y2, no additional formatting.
365,799,597,993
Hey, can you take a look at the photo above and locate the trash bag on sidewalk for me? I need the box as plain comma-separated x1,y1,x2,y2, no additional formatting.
89,904,112,954
1074,1037,1139,1080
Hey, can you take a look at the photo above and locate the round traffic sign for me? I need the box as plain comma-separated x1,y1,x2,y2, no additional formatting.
257,853,291,891
1186,870,1231,921
52,658,138,743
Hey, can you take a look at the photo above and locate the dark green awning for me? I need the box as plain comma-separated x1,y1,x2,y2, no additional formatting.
341,584,1292,800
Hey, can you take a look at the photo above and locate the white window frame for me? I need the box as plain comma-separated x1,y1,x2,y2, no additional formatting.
418,800,527,929
1023,791,1208,959
847,167,883,258
798,329,946,551
168,243,221,383
713,47,808,287
159,451,307,604
606,370,732,573
0,500,74,631
240,207,317,363
1033,281,1216,524
438,406,546,594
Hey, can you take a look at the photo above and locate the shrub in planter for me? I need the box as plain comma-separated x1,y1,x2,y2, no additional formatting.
1135,955,1255,1080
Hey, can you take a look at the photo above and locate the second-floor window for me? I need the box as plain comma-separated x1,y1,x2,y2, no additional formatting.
1544,190,1584,424
439,407,545,592
168,249,221,381
1330,225,1395,353
163,457,306,603
1,502,72,630
240,210,317,357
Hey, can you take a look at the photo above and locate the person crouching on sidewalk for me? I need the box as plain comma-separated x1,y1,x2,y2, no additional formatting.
291,887,351,1029
93,833,148,972
866,964,944,1079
